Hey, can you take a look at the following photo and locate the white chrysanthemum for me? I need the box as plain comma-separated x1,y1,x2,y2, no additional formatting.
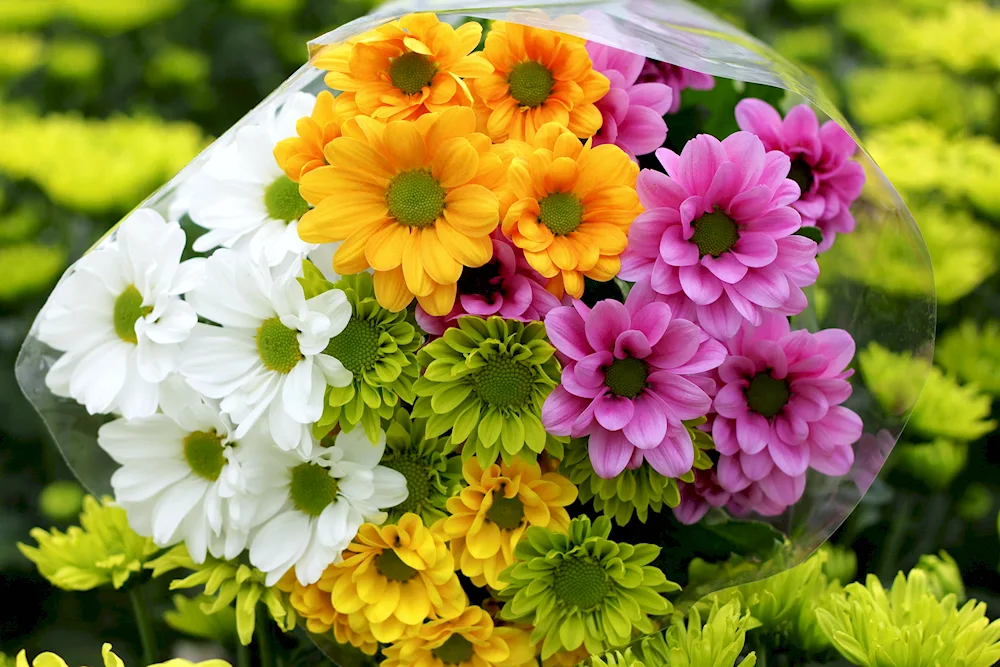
249,427,408,586
187,92,317,267
180,249,352,454
37,209,199,419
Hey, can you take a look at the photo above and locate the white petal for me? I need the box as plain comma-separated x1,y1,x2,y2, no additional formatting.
116,354,162,420
151,476,208,546
250,510,311,582
181,325,259,397
111,460,192,503
335,428,385,469
98,416,185,463
267,398,308,452
336,470,374,502
316,499,350,548
143,299,197,345
370,467,409,509
69,339,129,415
282,359,324,424
135,337,178,383
315,354,353,388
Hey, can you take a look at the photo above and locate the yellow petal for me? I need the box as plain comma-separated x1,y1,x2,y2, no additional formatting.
374,266,414,312
466,520,502,558
424,106,477,155
324,136,392,184
443,185,499,236
334,223,387,274
418,226,463,284
415,280,457,317
384,121,428,171
435,220,494,267
365,223,409,271
431,137,479,189
394,582,433,625
544,157,579,193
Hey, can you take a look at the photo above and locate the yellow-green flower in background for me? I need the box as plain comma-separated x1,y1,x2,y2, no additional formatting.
13,644,230,667
638,601,758,667
896,440,968,491
772,26,833,65
18,495,159,591
164,594,238,645
37,480,85,523
0,243,66,304
957,484,993,522
588,649,645,667
45,38,102,82
821,544,858,585
60,0,187,34
0,33,43,80
936,321,1000,395
1,653,13,667
915,551,965,603
145,45,210,88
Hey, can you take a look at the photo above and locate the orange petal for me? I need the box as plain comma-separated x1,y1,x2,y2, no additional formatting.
443,185,500,236
524,250,557,278
435,220,494,267
383,121,428,171
418,226,463,284
586,254,621,282
486,98,520,142
548,236,580,271
416,281,458,317
334,222,388,274
567,103,603,139
431,137,478,188
297,198,382,243
423,106,477,155
451,53,494,78
544,157,579,193
373,266,414,312
454,22,484,58
365,223,409,271
507,159,536,200
401,231,434,297
324,137,392,184
561,269,585,298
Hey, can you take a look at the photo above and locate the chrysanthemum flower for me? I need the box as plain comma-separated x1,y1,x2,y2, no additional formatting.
498,515,678,659
619,132,819,340
638,60,715,114
413,316,562,465
37,209,199,419
314,13,493,123
297,107,504,316
502,122,641,298
279,571,379,655
673,463,795,524
274,91,355,182
642,601,758,667
14,645,230,667
381,605,511,667
316,513,466,643
736,99,865,252
440,457,576,591
474,22,609,142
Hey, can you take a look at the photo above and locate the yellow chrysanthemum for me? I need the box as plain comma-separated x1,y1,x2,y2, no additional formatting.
501,122,641,298
273,91,356,182
382,606,511,667
314,13,494,123
278,571,379,656
474,22,609,142
297,106,505,316
440,457,577,590
14,645,230,667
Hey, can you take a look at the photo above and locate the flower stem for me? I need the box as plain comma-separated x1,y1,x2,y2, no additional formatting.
255,606,274,667
236,641,251,667
128,586,156,665
752,633,767,667
877,492,914,584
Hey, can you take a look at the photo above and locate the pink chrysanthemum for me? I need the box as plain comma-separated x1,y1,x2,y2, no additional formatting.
673,460,800,524
416,231,561,336
586,42,673,159
638,60,715,114
736,100,865,252
541,280,726,479
619,131,819,341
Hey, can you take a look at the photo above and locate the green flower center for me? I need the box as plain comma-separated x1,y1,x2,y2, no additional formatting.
604,357,648,399
788,157,814,194
183,430,226,482
386,169,446,228
432,634,475,665
538,192,584,236
256,317,303,374
745,373,790,419
382,453,432,516
264,175,310,222
375,548,417,582
472,354,535,409
553,556,610,611
289,463,339,517
486,491,525,530
508,60,554,108
389,52,438,95
324,316,380,375
113,285,153,344
691,210,740,258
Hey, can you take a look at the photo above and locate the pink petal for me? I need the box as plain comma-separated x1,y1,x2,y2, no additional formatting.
647,318,700,370
721,132,767,190
769,438,810,476
775,414,809,444
622,392,668,449
648,372,711,419
723,284,762,323
728,186,773,220
813,328,856,376
629,210,675,258
714,382,748,419
696,298,743,340
678,134,728,196
702,162,743,209
575,352,613,387
810,442,854,476
619,105,668,157
810,406,863,448
749,206,801,237
659,225,700,266
628,82,673,116
786,383,829,421
716,454,751,492
759,470,805,506
736,411,770,454
588,429,634,479
740,450,775,480
703,253,749,283
585,300,631,352
679,264,724,305
732,266,790,308
650,258,682,295
644,430,694,478
783,105,822,160
669,335,727,375
719,356,755,383
731,232,778,268
773,235,818,270
562,363,606,398
712,417,740,455
655,147,681,178
542,386,590,435
620,251,654,281
594,393,635,431
734,99,783,149
628,302,672,347
819,121,856,166
544,307,591,360
615,330,652,359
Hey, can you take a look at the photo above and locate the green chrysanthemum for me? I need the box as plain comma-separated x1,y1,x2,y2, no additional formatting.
589,649,645,667
637,601,758,667
381,408,463,524
498,515,679,659
413,316,564,465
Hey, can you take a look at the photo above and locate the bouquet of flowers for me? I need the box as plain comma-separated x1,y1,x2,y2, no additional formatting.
15,1,935,665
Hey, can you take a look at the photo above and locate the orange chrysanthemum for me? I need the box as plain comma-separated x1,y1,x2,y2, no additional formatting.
501,122,641,299
381,606,511,667
474,22,609,142
439,457,577,591
314,13,494,123
273,91,356,182
297,106,505,315
278,571,379,656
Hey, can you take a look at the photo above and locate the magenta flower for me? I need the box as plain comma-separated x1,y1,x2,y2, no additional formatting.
541,280,726,479
586,42,673,159
639,60,715,114
673,464,796,524
736,100,865,252
415,231,561,336
619,131,819,341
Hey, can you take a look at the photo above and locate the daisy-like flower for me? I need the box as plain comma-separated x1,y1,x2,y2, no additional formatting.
273,91,354,183
638,60,715,114
673,464,795,524
381,606,511,667
619,132,819,340
188,92,317,267
314,13,493,123
248,427,408,586
180,250,352,453
316,513,467,643
297,107,504,316
736,99,865,252
279,571,379,656
502,122,641,299
498,515,678,660
542,280,726,479
413,316,562,465
37,209,199,419
440,457,577,591
474,22,609,142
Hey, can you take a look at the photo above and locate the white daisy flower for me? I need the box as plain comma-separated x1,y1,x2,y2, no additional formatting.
249,427,408,586
37,209,200,419
180,249,352,454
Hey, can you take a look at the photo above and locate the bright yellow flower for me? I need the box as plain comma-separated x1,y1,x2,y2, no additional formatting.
273,91,355,182
382,606,511,667
501,122,640,298
493,626,539,667
441,457,577,590
297,106,505,315
474,22,609,142
543,647,591,667
278,571,379,656
314,13,493,123
14,645,230,667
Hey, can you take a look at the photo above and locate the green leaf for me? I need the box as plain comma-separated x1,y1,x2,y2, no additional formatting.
297,260,334,299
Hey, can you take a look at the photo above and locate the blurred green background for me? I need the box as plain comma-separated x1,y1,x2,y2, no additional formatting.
1,0,999,663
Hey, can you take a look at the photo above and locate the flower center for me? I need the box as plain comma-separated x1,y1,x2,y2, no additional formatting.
385,169,446,228
388,52,438,95
691,210,740,258
538,192,584,236
432,634,475,665
604,357,648,399
289,463,339,517
553,556,610,610
324,316,380,375
788,157,815,194
256,317,303,374
375,548,417,582
508,60,554,108
471,355,534,409
457,261,503,303
485,491,525,530
183,430,226,482
745,373,790,419
113,285,153,344
382,453,431,516
264,175,310,222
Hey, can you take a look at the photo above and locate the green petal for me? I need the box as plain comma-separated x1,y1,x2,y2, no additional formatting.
431,382,473,414
500,414,526,454
451,401,482,443
477,408,504,446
